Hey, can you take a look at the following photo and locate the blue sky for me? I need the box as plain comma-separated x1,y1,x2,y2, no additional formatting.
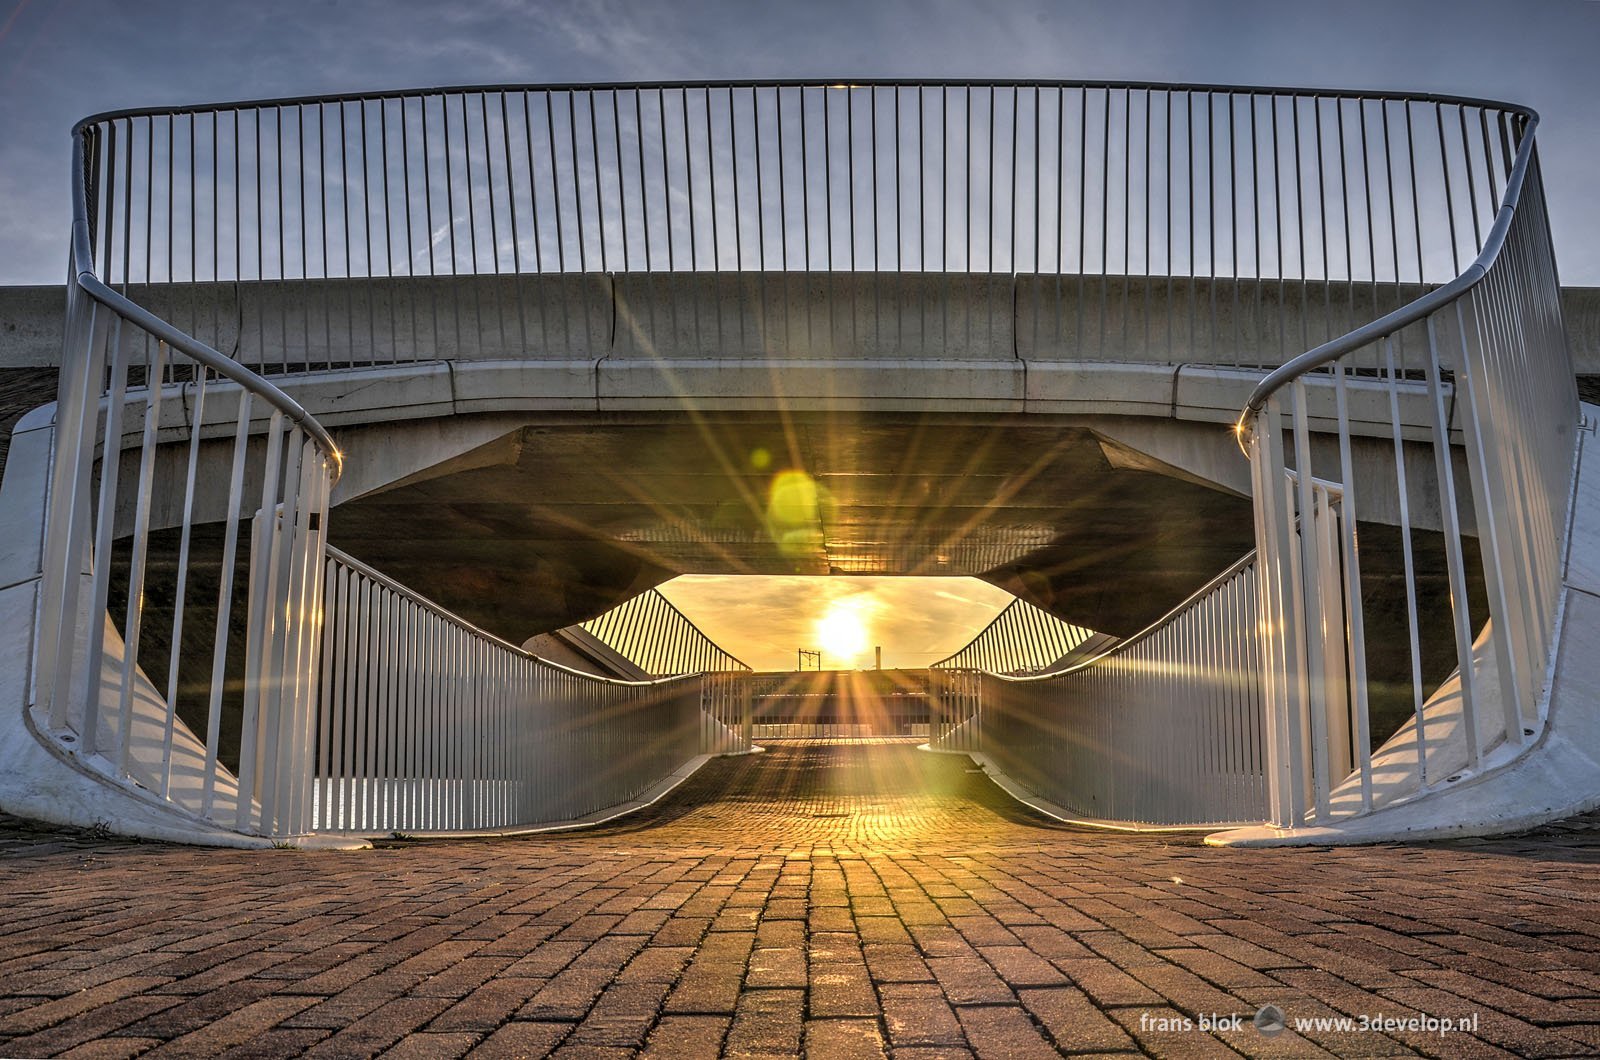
2,0,1598,285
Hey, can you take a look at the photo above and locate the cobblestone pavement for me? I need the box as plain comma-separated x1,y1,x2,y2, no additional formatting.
4,742,1600,1059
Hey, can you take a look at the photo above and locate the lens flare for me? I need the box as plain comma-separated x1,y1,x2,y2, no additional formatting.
766,468,829,558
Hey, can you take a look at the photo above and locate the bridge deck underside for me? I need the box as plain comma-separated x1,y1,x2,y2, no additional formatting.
328,411,1257,639
322,408,1481,750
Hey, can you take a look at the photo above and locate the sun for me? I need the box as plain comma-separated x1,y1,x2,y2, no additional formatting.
815,597,871,666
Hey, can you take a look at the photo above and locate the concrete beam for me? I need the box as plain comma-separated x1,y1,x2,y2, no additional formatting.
9,277,1600,371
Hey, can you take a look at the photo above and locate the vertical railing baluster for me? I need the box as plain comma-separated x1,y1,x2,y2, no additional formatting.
202,393,253,819
76,316,130,753
237,411,285,832
114,339,169,776
1424,316,1483,770
1332,366,1372,807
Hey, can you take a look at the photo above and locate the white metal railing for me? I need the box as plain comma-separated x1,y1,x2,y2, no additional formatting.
75,83,1524,373
31,132,342,839
33,81,1570,843
931,598,1095,674
580,587,751,676
315,548,750,834
927,668,984,752
933,556,1265,826
39,98,762,844
700,670,754,753
1243,127,1577,827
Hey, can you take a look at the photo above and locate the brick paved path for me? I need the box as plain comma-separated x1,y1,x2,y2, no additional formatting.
4,742,1600,1059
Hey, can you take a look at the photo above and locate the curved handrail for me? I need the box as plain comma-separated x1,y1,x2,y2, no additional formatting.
325,546,703,688
929,596,1093,673
51,81,1558,840
934,549,1266,826
579,588,752,675
69,79,1536,134
317,545,746,836
72,82,1532,382
1239,110,1539,424
1236,91,1573,828
986,549,1258,684
66,124,344,479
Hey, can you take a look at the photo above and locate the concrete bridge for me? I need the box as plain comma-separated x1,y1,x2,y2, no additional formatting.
0,274,1516,636
1,81,1595,851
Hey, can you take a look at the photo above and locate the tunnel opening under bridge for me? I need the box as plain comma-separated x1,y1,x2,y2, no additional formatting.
80,391,1497,835
101,501,1489,807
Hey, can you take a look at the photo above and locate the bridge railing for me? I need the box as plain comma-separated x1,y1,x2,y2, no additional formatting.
30,130,343,839
580,586,751,676
1242,126,1577,827
74,82,1523,371
935,554,1265,827
37,81,1567,841
931,597,1095,674
29,92,773,844
316,546,746,834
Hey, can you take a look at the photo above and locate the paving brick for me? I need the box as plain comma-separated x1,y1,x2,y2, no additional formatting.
6,743,1600,1059
0,994,181,1055
639,1014,729,1057
724,987,803,1057
137,996,320,1059
465,1021,570,1058
803,1017,887,1059
881,989,965,1047
412,957,518,999
662,931,754,1015
378,1031,483,1059
1016,985,1139,1054
211,1028,332,1060
516,967,617,1022
566,982,671,1048
810,960,878,1018
953,1005,1060,1059
1,976,172,1037
301,996,453,1057
54,1038,164,1060
976,945,1070,988
428,977,547,1032
926,956,1014,1004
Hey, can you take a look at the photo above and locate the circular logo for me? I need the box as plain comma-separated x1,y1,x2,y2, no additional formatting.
1254,1004,1287,1037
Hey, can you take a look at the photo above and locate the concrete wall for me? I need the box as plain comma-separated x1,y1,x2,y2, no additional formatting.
0,287,66,367
9,278,1600,372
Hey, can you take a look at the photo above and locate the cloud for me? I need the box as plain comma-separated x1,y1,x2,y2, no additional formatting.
2,0,1596,285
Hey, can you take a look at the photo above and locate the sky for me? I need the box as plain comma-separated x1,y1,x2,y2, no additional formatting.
658,575,1018,672
2,0,1598,285
3,0,1597,668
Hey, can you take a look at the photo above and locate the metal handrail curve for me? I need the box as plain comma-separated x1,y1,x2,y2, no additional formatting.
66,128,343,476
69,79,1536,136
71,80,1534,381
1238,89,1573,829
987,549,1258,685
324,545,701,689
1240,110,1539,422
578,588,752,676
929,596,1094,673
931,550,1265,825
